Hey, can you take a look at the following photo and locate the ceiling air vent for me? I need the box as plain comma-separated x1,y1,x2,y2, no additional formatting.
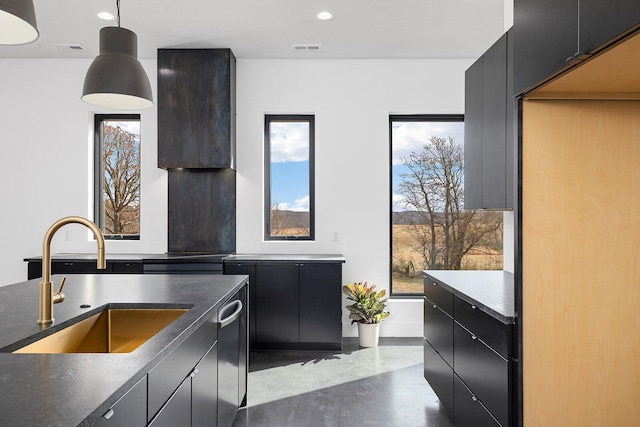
53,44,86,51
293,44,322,52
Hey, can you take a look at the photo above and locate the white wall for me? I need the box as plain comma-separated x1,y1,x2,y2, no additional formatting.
0,59,166,286
0,56,516,337
235,59,473,337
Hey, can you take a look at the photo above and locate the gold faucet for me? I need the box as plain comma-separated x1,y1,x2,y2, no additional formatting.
38,216,106,325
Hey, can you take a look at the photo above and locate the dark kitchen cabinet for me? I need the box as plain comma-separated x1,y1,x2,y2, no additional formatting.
513,0,640,95
464,31,514,210
423,274,514,426
255,263,300,344
94,376,147,427
158,48,236,169
223,263,256,346
217,288,247,427
26,259,143,280
423,339,454,420
299,263,342,344
223,255,344,350
454,374,501,427
149,376,191,427
191,343,218,427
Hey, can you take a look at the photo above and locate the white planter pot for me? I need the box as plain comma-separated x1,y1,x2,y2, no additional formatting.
357,322,380,347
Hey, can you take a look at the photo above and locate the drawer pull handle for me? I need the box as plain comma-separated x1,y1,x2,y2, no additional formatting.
433,305,437,309
103,408,115,420
471,395,478,402
471,305,477,309
219,300,243,328
471,335,478,340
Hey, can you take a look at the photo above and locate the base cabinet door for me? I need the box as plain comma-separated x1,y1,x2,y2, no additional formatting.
192,343,218,427
423,339,454,419
454,374,500,427
255,264,299,344
149,377,191,427
94,376,147,427
299,263,342,346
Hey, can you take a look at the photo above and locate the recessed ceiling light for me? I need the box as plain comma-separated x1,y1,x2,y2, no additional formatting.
97,11,115,20
316,11,334,21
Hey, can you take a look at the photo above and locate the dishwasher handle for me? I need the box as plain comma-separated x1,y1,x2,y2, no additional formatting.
218,300,243,328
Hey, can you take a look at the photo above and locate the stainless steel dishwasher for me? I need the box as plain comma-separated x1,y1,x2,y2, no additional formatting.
217,285,248,427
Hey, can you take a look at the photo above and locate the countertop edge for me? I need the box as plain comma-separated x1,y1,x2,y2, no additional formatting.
423,270,515,324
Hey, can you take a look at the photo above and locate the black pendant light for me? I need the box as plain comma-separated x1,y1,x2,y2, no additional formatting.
0,0,39,45
82,0,153,110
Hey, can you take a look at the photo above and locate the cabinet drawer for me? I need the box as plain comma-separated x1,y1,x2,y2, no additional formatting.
454,374,501,427
111,261,143,274
147,314,217,422
424,277,453,315
454,295,510,358
423,339,454,419
454,322,508,427
94,376,147,427
423,298,453,368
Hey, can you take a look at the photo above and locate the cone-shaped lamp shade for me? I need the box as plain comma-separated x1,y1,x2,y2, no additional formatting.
0,0,39,44
82,27,153,110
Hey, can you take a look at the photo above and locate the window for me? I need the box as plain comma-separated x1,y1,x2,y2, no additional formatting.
94,114,141,240
264,115,315,240
390,115,503,295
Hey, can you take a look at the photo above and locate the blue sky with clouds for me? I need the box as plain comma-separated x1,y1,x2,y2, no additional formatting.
391,120,464,212
269,121,310,212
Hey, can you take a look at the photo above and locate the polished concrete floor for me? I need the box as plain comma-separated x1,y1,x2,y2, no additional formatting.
232,338,454,427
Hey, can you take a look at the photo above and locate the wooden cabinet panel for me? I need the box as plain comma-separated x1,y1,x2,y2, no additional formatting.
423,299,454,368
255,264,300,343
299,263,342,346
454,374,501,427
423,339,454,419
94,376,147,427
158,48,236,169
454,322,509,427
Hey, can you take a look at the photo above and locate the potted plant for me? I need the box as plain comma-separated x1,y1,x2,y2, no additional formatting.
343,282,390,347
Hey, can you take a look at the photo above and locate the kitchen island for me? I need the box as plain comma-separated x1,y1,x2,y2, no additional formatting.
0,273,248,426
423,270,515,427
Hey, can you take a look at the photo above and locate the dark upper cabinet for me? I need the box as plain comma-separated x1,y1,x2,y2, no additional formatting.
158,48,236,169
464,56,484,210
580,0,640,54
513,0,640,95
513,0,577,95
464,31,514,210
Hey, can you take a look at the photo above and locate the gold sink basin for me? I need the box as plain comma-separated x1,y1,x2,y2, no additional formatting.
14,308,188,354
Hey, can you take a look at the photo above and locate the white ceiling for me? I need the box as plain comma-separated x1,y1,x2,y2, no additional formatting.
0,0,506,60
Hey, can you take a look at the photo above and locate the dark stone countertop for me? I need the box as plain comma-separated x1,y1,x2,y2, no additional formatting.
423,270,515,324
0,273,248,427
224,254,346,263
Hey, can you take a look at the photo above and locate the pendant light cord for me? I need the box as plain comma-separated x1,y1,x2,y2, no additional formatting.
116,0,121,27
